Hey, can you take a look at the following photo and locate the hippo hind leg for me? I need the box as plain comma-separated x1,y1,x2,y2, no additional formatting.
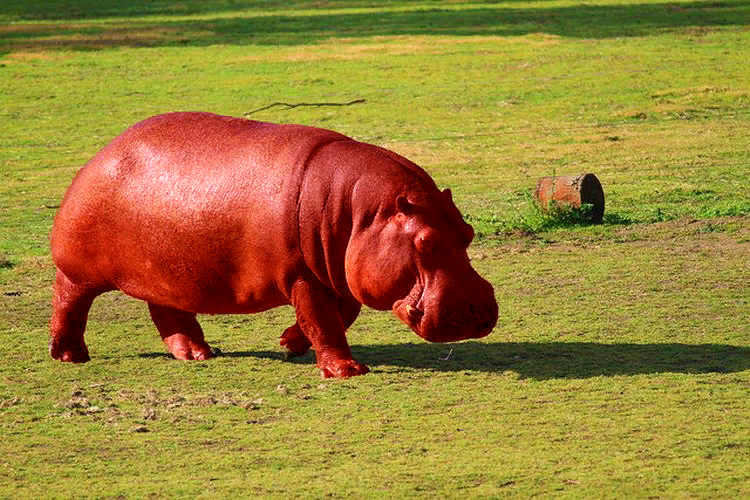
148,303,213,361
49,268,110,362
280,323,312,359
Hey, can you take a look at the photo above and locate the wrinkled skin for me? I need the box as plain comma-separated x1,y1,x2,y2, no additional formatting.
49,112,498,378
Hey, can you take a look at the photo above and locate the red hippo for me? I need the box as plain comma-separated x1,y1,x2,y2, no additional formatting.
49,112,498,378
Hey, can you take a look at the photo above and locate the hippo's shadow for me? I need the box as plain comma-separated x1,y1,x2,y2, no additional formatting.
144,341,750,380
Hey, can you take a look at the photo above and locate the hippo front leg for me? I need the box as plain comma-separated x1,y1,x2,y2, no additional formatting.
280,297,361,359
291,279,368,378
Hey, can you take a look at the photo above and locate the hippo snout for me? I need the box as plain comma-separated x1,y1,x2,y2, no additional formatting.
395,274,498,343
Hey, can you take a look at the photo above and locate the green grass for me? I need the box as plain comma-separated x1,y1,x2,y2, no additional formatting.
2,0,750,497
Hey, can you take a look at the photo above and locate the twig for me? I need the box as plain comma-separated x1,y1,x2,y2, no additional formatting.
244,99,366,116
439,347,454,361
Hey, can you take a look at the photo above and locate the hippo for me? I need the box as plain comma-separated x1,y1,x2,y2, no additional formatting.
49,112,498,378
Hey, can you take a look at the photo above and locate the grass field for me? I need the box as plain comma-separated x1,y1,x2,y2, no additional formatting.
1,0,749,497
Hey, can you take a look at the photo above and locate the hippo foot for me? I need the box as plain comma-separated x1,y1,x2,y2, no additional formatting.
319,359,370,379
49,338,90,363
280,324,312,358
163,334,213,361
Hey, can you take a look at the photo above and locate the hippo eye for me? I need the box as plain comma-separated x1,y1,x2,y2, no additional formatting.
415,228,438,254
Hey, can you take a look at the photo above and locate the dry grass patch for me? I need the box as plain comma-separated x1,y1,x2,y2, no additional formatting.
4,27,199,51
0,50,72,64
231,33,565,63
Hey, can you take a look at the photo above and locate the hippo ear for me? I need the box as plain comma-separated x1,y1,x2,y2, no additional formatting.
396,195,412,215
442,188,453,202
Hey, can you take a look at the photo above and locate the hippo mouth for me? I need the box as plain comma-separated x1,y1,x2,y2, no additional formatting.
392,280,426,333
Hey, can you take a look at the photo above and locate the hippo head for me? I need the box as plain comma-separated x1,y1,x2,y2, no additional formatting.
345,185,498,343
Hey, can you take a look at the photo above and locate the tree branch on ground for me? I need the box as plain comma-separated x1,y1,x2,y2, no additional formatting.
244,99,366,116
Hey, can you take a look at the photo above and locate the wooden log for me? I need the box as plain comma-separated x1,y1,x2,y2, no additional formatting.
533,173,605,223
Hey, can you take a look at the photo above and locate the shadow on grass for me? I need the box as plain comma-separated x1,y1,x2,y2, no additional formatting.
1,0,748,51
142,341,750,380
